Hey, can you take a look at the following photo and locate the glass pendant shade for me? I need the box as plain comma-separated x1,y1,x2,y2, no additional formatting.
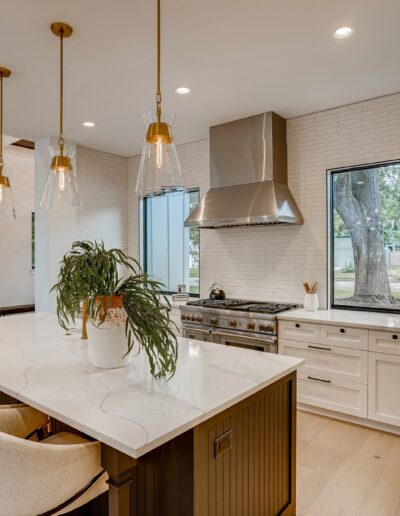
0,167,16,220
40,145,81,209
136,112,184,197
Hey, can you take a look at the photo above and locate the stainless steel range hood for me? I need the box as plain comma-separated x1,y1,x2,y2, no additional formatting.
185,112,303,228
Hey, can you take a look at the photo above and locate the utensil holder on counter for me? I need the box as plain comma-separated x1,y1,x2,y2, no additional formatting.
304,293,319,311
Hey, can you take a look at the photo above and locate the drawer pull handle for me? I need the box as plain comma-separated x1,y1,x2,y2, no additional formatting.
307,375,331,384
214,429,232,458
295,323,300,328
308,345,332,351
340,328,345,333
393,335,398,340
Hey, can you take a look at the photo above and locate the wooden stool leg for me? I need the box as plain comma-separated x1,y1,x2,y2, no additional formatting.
101,444,137,516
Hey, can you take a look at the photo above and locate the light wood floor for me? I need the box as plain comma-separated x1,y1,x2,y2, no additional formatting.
297,411,400,516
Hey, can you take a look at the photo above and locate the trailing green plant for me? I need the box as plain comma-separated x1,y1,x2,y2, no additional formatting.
51,241,178,379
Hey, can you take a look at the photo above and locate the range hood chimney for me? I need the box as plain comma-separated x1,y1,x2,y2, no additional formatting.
185,112,303,228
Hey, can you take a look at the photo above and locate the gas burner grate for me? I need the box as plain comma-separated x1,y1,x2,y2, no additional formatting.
246,303,298,314
186,299,298,314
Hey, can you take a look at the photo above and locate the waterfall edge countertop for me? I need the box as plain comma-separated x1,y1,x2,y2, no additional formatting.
278,308,400,331
0,313,303,459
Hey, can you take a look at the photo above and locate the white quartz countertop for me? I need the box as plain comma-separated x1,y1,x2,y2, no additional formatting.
278,308,400,331
0,313,303,459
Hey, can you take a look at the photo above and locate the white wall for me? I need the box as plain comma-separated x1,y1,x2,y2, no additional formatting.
128,93,400,307
35,141,129,312
0,144,34,307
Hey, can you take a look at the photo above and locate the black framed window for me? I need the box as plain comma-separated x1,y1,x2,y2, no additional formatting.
330,160,400,312
143,189,200,295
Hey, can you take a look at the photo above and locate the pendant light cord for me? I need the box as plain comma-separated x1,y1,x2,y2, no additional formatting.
156,0,162,123
59,31,65,154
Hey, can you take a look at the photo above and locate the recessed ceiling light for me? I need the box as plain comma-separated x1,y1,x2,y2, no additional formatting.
334,26,354,39
175,87,191,95
82,121,96,127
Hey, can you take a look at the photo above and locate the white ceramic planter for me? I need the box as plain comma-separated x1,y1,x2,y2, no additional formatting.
304,293,319,312
87,322,133,369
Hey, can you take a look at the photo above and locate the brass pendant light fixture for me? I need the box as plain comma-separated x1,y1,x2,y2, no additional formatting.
40,22,81,210
0,67,16,221
136,0,184,197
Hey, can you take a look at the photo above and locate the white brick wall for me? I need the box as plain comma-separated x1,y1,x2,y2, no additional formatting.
127,93,400,307
77,146,128,251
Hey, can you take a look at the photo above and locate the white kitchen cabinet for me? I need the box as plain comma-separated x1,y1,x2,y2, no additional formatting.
320,325,368,351
297,369,368,418
279,314,400,432
280,339,368,384
279,320,320,343
369,330,400,356
368,352,400,426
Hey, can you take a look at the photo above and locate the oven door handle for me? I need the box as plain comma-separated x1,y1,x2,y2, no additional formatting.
211,331,277,344
183,328,211,335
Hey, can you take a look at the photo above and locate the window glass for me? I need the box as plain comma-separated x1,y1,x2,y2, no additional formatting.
331,162,400,311
144,189,200,295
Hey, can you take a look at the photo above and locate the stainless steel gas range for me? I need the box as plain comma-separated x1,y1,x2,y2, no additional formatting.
180,299,299,353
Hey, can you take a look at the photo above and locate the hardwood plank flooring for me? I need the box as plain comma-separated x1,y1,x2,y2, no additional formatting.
297,411,400,516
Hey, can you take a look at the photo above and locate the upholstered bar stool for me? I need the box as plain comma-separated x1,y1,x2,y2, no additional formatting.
0,404,108,515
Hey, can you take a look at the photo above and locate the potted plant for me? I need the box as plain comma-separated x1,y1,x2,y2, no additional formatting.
52,241,178,378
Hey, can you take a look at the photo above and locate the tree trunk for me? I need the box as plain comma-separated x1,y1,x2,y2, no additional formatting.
334,169,393,305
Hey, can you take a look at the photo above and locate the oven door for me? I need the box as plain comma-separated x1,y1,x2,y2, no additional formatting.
212,331,277,353
182,327,214,342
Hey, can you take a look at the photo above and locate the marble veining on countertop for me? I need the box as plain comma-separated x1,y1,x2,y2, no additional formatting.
0,313,302,458
278,308,400,331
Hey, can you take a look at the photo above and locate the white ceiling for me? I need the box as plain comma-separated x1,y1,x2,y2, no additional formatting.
2,0,400,157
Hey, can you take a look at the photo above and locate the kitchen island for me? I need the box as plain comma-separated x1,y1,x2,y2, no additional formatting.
0,313,303,515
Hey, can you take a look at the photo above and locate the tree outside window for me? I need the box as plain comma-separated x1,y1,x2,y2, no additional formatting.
331,162,400,311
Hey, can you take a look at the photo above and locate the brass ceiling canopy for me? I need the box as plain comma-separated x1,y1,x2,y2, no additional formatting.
51,22,73,38
51,22,73,172
0,67,11,180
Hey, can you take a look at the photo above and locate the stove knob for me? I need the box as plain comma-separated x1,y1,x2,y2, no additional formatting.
260,324,273,332
187,314,193,321
229,320,237,328
247,321,256,330
181,314,187,321
210,317,218,325
197,315,203,322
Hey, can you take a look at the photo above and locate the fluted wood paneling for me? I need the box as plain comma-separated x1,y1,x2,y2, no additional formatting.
194,372,296,516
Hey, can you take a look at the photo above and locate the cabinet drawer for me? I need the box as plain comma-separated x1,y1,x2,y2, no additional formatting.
368,352,400,427
320,325,368,351
297,370,367,418
278,320,320,343
369,330,400,356
280,339,367,384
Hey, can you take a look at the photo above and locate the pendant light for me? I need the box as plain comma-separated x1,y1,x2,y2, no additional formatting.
136,0,184,197
40,22,81,210
0,67,16,221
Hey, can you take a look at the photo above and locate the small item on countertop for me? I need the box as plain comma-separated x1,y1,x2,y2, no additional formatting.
177,284,186,294
209,283,226,300
303,282,318,294
172,293,190,301
303,281,319,311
